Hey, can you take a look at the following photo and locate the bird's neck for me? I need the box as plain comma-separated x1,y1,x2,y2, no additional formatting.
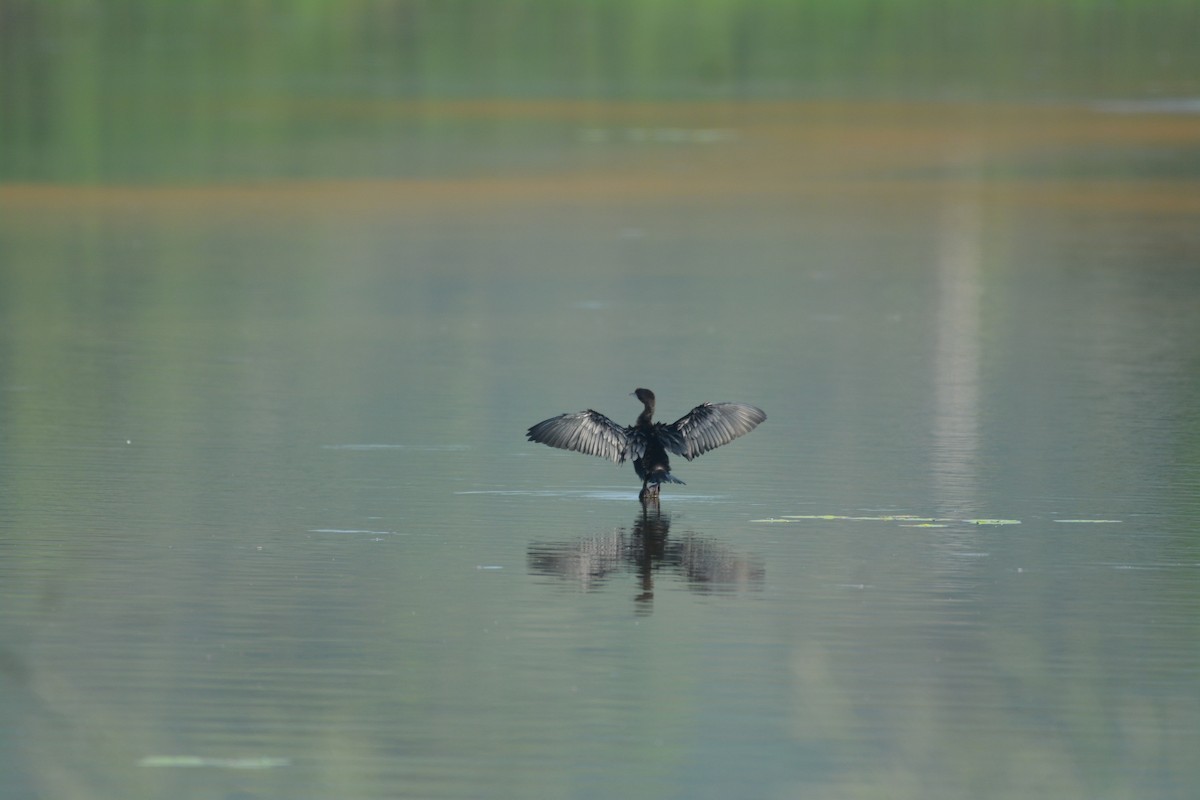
636,402,654,428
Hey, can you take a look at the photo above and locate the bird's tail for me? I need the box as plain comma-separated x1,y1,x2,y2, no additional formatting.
658,471,685,485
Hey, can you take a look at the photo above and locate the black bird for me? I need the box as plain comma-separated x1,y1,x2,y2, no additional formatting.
526,388,766,502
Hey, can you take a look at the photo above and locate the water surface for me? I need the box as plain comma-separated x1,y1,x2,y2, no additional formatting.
2,7,1200,800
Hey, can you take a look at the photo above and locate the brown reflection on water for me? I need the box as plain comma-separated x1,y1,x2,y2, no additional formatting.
4,101,1200,221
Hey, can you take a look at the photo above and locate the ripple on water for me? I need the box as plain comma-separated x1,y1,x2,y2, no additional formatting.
321,444,470,452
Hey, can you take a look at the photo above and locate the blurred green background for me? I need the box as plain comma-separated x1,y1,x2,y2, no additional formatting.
3,0,1198,183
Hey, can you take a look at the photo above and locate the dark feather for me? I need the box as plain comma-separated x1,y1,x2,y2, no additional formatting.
660,402,767,461
526,410,633,464
526,390,765,501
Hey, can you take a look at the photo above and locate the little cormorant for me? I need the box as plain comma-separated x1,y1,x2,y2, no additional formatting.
526,388,766,502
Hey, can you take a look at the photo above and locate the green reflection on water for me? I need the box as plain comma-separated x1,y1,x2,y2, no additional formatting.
3,1,1200,182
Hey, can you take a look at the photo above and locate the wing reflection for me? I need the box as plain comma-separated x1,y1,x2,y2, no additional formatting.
527,507,764,611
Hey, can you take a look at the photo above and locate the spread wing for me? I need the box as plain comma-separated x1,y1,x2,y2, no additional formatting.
526,410,634,464
659,402,766,461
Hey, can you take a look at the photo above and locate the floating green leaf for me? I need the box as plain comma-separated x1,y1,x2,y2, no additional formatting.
755,514,1021,526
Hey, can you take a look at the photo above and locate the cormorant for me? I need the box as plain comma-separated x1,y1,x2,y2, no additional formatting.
526,388,766,502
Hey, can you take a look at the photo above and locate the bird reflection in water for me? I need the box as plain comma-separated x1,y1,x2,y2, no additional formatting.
527,507,764,612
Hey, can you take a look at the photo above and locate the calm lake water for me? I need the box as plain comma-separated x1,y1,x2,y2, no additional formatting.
3,7,1200,800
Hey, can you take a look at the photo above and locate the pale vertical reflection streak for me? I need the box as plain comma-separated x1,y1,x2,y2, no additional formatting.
931,176,984,512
